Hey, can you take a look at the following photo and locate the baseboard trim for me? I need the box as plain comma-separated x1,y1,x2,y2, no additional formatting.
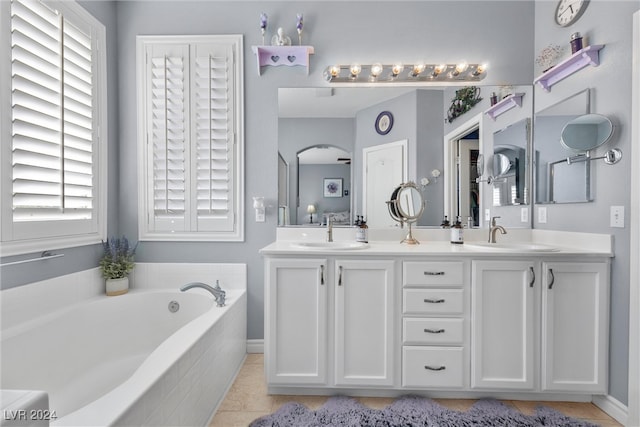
592,394,627,425
247,339,264,353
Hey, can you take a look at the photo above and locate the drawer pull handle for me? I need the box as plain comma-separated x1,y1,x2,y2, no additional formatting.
338,265,343,286
424,328,445,334
320,265,325,285
548,268,555,290
529,266,535,288
424,365,446,371
424,298,445,303
424,271,445,276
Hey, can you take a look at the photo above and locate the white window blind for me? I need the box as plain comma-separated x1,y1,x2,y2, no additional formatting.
1,0,106,253
138,36,243,241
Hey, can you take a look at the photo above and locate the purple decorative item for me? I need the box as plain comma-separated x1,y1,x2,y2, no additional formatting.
570,32,583,54
296,13,303,45
260,12,267,45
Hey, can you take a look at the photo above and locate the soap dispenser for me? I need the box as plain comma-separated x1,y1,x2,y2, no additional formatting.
450,216,464,244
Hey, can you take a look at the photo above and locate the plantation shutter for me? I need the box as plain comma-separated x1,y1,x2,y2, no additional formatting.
9,0,97,237
192,43,235,232
147,44,189,232
142,37,240,238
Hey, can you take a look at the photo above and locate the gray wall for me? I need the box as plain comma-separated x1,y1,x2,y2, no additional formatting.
3,0,635,407
533,0,640,405
298,164,351,223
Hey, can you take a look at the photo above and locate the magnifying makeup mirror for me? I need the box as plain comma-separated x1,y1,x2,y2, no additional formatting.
386,182,425,245
560,113,614,152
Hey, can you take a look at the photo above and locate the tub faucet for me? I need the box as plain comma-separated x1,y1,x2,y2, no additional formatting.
488,216,507,243
326,215,334,242
180,282,226,307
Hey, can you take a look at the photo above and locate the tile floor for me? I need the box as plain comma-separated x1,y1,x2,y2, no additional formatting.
209,354,621,427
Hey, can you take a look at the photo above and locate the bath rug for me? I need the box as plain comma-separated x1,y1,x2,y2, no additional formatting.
249,395,600,427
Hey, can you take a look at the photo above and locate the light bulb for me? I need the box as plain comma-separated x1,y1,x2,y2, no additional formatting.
411,62,426,76
453,62,468,76
329,65,340,77
391,63,404,76
472,63,488,76
432,64,446,77
370,63,383,78
349,63,362,77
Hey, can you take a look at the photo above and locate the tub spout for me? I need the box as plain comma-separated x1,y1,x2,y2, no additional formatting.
180,282,226,307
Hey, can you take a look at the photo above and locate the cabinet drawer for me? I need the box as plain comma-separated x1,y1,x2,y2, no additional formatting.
403,289,464,315
403,318,464,345
403,262,464,287
402,346,464,388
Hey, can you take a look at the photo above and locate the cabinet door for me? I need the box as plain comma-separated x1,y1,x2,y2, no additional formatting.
541,261,609,393
265,258,328,385
471,260,538,390
334,259,396,386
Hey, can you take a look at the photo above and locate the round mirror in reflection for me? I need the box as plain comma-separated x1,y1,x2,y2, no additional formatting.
561,113,613,151
492,153,512,177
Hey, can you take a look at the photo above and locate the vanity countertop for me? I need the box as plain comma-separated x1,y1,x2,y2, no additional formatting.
261,228,614,257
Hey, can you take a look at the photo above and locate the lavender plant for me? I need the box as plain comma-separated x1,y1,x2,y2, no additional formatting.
100,236,137,279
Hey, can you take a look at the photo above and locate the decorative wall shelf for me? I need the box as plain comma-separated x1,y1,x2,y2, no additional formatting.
251,45,315,75
534,45,604,92
484,93,525,120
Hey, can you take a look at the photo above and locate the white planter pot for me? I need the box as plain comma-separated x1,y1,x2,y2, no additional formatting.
106,277,129,296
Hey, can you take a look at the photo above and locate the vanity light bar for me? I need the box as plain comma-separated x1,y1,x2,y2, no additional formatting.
323,63,487,83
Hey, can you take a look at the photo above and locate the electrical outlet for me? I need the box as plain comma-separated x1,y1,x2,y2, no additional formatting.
610,206,624,228
485,209,490,221
538,207,547,224
520,207,529,222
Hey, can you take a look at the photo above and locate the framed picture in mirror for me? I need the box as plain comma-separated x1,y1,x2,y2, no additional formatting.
324,178,343,198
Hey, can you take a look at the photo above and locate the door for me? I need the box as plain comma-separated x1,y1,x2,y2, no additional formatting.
457,138,479,224
363,140,407,227
541,261,609,393
471,260,538,390
265,258,328,385
334,259,396,386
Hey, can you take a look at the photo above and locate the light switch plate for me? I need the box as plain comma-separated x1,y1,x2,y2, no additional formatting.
520,207,529,222
538,207,547,224
610,206,624,228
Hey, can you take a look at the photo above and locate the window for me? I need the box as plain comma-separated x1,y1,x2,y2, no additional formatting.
0,0,107,255
137,35,244,241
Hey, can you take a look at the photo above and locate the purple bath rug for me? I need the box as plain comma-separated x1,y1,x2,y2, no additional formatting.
249,395,600,427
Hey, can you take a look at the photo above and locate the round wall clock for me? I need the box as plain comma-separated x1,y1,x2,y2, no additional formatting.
375,111,394,135
555,0,589,27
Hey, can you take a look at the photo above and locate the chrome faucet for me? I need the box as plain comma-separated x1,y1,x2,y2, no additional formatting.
326,215,334,242
180,281,226,307
488,216,507,243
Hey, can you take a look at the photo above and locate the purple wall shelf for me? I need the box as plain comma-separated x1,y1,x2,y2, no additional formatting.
533,45,604,92
484,93,525,120
251,46,315,75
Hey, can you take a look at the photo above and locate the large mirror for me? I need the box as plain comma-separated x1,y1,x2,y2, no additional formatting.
534,89,594,204
491,118,529,206
279,85,532,227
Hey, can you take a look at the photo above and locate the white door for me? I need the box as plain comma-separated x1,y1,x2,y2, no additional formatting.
265,258,328,385
457,139,479,221
471,260,538,390
363,140,408,227
334,259,396,386
541,261,609,393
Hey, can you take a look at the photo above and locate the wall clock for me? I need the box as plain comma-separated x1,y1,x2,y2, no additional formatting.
375,111,393,135
555,0,589,27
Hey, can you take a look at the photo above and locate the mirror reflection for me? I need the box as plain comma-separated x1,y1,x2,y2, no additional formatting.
491,118,529,206
560,113,613,151
534,89,593,204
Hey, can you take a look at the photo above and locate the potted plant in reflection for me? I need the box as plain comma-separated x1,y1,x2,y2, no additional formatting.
100,236,137,296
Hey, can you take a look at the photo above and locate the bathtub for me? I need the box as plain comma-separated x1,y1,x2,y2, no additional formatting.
1,266,247,427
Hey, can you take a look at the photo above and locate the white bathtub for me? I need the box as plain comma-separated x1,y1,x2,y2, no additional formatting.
1,265,247,426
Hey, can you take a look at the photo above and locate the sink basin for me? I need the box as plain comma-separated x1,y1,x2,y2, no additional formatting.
465,242,559,252
290,241,369,250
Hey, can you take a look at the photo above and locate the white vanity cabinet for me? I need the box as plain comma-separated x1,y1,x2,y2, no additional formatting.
401,261,469,389
471,259,610,393
334,259,396,387
264,257,396,388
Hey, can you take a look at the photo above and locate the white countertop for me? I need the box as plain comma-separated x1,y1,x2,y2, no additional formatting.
260,228,613,257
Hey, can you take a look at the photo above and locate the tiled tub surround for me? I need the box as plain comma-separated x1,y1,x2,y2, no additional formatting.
0,263,247,427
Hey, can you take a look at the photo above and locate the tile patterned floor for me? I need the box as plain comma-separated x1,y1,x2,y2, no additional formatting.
209,354,622,427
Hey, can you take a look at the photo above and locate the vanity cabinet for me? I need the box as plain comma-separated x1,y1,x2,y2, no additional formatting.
334,259,396,386
471,259,609,393
264,257,396,388
265,258,328,385
401,261,469,389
